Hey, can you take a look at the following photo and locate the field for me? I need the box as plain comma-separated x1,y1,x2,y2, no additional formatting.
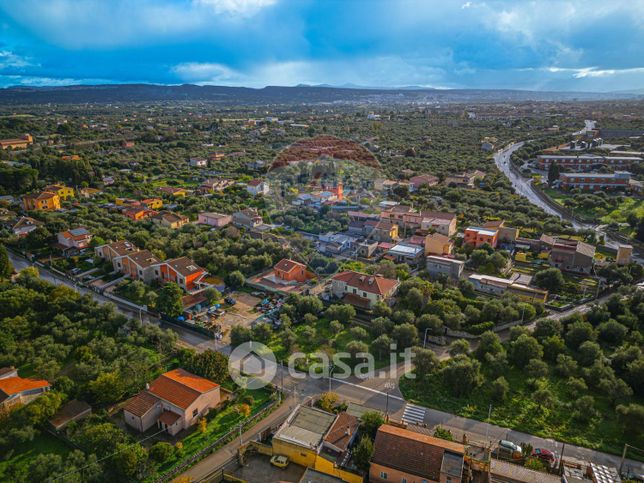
400,366,643,457
0,432,71,480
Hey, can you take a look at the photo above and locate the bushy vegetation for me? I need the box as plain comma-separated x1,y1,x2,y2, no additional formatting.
401,289,644,455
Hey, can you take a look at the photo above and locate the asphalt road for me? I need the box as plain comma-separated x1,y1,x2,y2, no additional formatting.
8,252,643,475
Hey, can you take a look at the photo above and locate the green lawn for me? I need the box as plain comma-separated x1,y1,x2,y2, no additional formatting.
400,367,643,457
600,197,644,224
0,432,71,480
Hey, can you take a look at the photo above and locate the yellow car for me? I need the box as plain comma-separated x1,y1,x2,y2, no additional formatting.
270,455,289,469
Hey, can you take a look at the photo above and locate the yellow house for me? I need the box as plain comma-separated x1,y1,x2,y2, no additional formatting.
424,232,454,256
141,198,163,210
22,191,61,211
159,186,187,198
43,184,74,201
272,406,362,483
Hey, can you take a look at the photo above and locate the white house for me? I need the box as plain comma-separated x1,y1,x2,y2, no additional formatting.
246,179,269,196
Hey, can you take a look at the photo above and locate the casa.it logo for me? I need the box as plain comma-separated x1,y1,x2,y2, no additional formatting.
228,341,277,390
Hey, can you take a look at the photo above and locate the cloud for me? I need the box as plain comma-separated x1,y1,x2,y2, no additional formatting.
0,50,35,69
194,0,277,16
545,66,644,78
0,0,643,91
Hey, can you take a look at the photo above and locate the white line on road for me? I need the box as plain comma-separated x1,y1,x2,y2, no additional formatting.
329,377,405,401
402,403,427,424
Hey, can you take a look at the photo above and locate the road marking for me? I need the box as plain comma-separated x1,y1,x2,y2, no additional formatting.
402,403,426,425
329,378,405,401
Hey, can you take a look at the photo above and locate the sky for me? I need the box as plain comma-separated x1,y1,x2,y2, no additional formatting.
0,0,643,92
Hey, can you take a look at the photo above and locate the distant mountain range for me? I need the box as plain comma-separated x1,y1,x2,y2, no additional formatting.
0,83,641,104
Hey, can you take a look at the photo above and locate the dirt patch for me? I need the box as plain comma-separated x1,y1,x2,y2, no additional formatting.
217,292,262,344
229,453,306,483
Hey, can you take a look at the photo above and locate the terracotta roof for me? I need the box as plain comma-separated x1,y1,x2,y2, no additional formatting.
248,179,264,187
164,257,204,277
0,376,50,396
323,412,359,452
126,250,160,268
332,271,399,296
158,410,181,426
154,211,188,224
372,425,465,480
148,368,218,410
123,391,159,417
102,240,137,257
274,258,306,273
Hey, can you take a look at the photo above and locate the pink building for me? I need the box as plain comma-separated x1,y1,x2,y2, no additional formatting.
198,212,232,227
57,227,92,250
123,368,221,436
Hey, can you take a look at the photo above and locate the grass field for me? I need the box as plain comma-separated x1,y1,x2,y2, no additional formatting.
400,366,643,457
0,432,71,480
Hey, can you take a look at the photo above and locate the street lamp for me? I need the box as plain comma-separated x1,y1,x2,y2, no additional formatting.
423,328,431,348
384,381,395,419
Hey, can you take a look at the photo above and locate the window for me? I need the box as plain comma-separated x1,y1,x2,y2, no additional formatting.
193,408,198,417
401,479,407,483
379,472,388,480
422,480,428,483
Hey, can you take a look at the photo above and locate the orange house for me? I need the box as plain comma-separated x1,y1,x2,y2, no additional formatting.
274,258,311,283
124,207,151,221
22,191,61,211
154,257,206,291
464,226,498,248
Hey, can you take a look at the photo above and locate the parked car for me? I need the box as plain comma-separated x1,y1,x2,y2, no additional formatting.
270,455,289,469
495,440,522,459
225,296,236,305
532,448,556,464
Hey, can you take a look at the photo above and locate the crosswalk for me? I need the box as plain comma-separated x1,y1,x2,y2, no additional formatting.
402,403,426,425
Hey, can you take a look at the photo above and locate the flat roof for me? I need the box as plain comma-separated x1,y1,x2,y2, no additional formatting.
427,255,465,266
274,406,336,450
389,243,423,255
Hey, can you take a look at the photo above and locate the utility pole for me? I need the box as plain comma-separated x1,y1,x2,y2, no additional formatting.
558,443,566,475
619,443,628,475
484,404,492,443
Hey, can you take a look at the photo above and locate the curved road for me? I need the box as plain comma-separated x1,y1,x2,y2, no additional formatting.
494,138,643,263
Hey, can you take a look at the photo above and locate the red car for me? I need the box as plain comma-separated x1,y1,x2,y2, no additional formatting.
532,448,556,464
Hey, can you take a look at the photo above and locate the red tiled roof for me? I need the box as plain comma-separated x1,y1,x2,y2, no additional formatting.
0,376,49,396
332,271,399,296
123,391,159,417
274,258,306,273
324,412,359,451
148,368,218,410
164,257,204,277
158,410,181,426
372,425,465,480
126,250,160,268
247,179,264,187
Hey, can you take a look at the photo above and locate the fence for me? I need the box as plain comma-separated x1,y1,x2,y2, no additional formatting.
156,400,279,483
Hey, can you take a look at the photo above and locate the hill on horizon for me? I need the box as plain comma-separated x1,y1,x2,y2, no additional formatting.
0,83,640,105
